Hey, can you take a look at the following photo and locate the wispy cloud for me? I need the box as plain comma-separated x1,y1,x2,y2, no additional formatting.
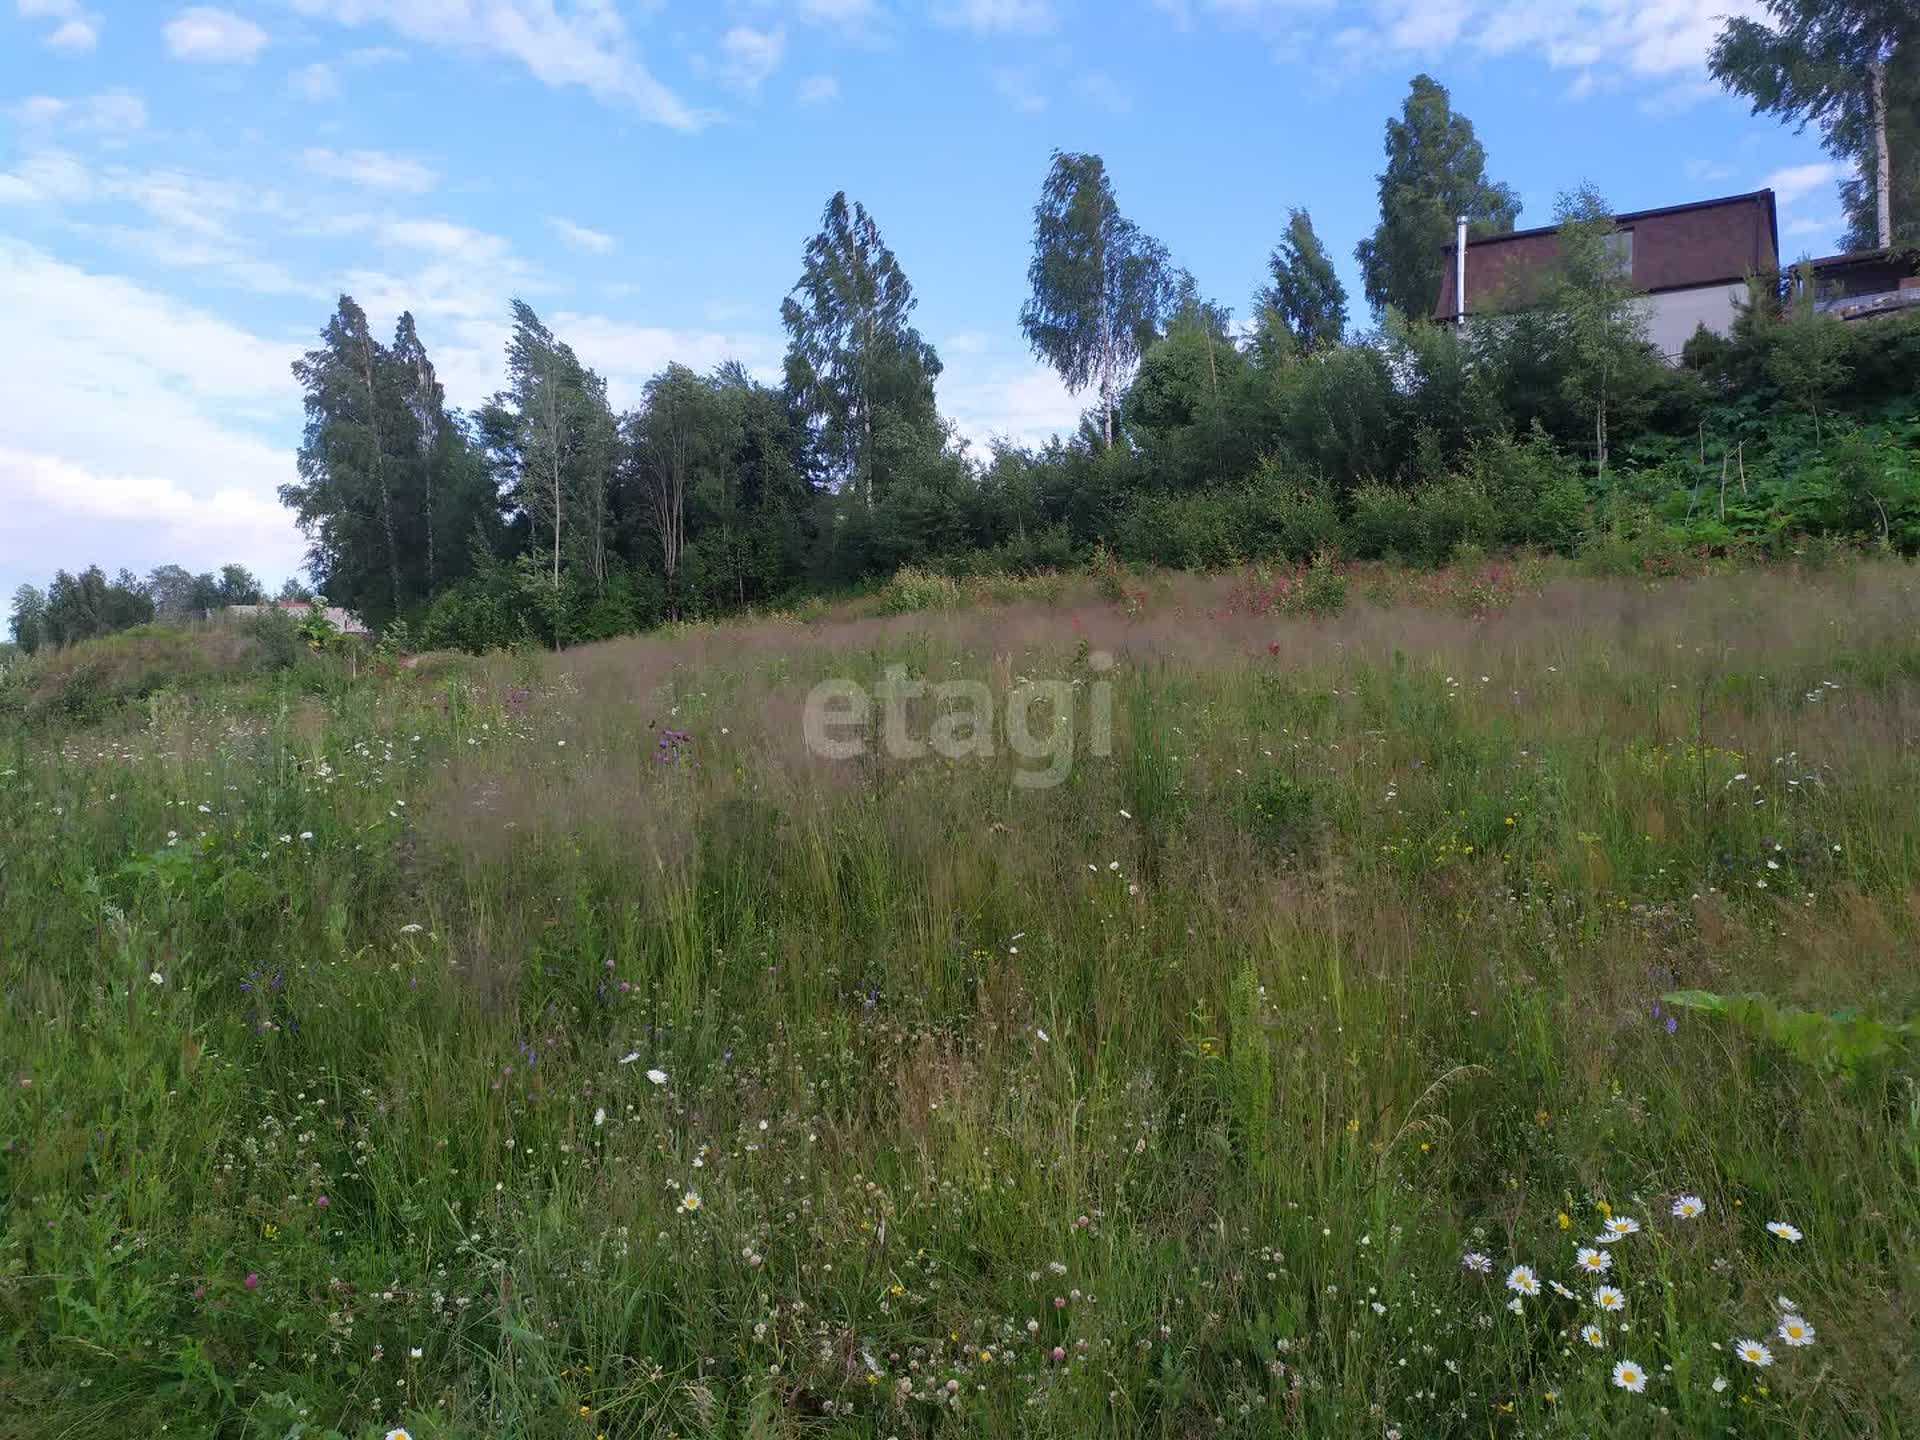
284,0,703,131
291,62,340,101
1764,160,1841,207
935,0,1058,35
720,26,786,95
548,217,616,255
163,6,270,64
797,73,840,105
301,146,438,193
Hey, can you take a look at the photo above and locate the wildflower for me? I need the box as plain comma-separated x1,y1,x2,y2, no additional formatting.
1600,1216,1641,1240
408,1346,423,1360
1575,1247,1611,1275
316,1195,329,1209
1555,1211,1571,1230
399,923,424,935
1593,1286,1625,1312
1461,1251,1492,1274
1581,1324,1605,1348
1777,1315,1814,1348
1505,1265,1539,1297
1765,1221,1802,1242
593,1107,605,1128
1612,1360,1647,1393
1671,1195,1705,1219
149,972,165,986
646,1069,668,1086
386,1431,412,1440
1549,1280,1575,1299
243,1273,259,1291
618,1052,640,1065
678,1190,702,1214
1506,1297,1524,1315
1734,1339,1773,1367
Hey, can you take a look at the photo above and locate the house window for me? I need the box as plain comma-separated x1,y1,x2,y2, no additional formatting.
1604,228,1634,277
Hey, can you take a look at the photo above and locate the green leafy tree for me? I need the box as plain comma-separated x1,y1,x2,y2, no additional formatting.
781,192,942,511
1711,1,1918,249
216,564,264,606
9,584,47,654
1770,265,1855,441
1541,185,1657,479
1355,75,1521,322
1838,47,1919,249
277,575,315,603
1020,151,1175,448
40,566,153,647
488,300,617,593
1256,208,1348,354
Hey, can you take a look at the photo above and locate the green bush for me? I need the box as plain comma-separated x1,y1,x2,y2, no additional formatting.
1348,483,1422,561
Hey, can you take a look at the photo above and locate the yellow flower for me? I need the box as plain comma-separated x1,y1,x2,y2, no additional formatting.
579,1404,591,1418
1597,1200,1612,1219
1556,1211,1571,1231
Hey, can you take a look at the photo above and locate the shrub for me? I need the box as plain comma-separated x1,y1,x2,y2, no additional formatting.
1348,483,1422,561
876,565,962,615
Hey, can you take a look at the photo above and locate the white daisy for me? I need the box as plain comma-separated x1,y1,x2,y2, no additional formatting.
1575,1246,1611,1275
1600,1216,1641,1239
678,1189,702,1214
1765,1221,1802,1242
1711,1376,1728,1393
1671,1195,1705,1219
1507,1296,1524,1314
386,1430,413,1440
646,1068,668,1085
1593,1286,1626,1312
1549,1280,1576,1299
1461,1251,1492,1274
1734,1338,1773,1367
1505,1265,1540,1297
1611,1359,1647,1393
1581,1324,1605,1348
1777,1315,1814,1348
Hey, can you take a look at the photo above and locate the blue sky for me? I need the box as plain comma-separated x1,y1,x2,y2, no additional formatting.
1,0,1842,603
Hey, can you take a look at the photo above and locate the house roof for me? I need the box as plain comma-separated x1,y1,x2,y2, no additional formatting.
1433,189,1780,320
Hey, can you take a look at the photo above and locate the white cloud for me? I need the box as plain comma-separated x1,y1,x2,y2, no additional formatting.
934,0,1057,35
284,0,703,130
1075,71,1131,113
1783,214,1839,241
720,25,785,95
0,239,306,596
548,216,616,254
798,0,882,28
46,15,99,51
292,61,341,100
9,96,69,126
1763,161,1841,208
9,90,146,133
346,44,406,64
302,146,438,193
797,73,840,105
991,67,1047,114
938,357,1082,457
163,6,270,63
0,149,96,205
550,313,783,407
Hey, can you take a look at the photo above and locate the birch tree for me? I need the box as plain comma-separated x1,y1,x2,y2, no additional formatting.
1020,151,1173,448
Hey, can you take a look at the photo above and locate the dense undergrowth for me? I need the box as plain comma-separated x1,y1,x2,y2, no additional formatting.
2,564,1918,1437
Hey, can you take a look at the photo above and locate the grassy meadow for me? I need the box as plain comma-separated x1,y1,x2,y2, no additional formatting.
3,561,1919,1438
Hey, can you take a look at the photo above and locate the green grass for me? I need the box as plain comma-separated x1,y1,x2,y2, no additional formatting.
3,563,1919,1438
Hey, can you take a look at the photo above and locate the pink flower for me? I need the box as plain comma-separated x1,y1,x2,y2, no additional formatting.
1050,1346,1065,1364
243,1272,259,1291
316,1195,329,1209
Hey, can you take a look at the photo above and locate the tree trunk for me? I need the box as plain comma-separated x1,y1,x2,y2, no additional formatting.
359,331,401,620
1869,56,1892,250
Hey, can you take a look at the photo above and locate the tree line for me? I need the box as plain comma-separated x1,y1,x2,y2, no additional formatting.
8,2,1914,658
5,563,303,656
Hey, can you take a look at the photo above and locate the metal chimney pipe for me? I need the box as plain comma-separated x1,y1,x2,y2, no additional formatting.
1456,215,1468,325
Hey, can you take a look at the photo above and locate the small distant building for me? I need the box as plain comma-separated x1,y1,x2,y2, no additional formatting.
1803,247,1920,322
1434,189,1781,361
223,599,369,635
